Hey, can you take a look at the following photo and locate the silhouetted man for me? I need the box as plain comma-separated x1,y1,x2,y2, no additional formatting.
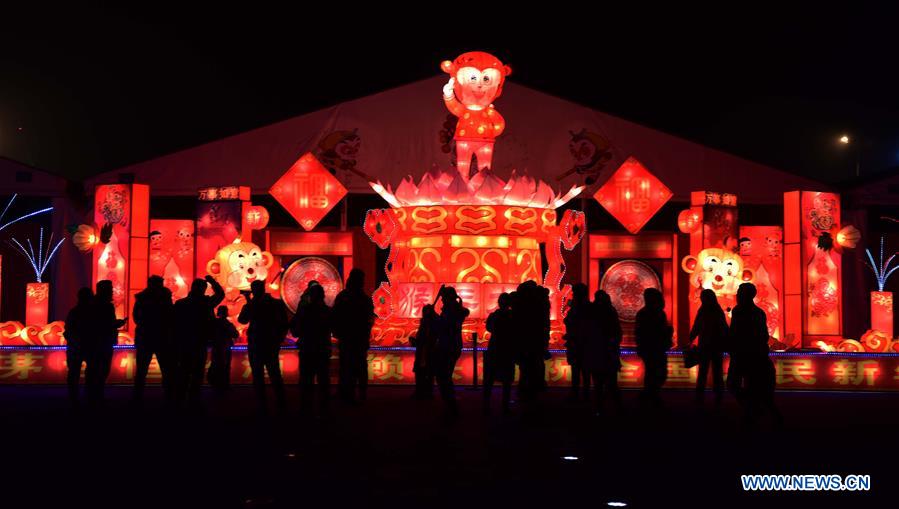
433,286,469,416
729,283,782,424
588,290,623,414
332,269,375,404
412,303,438,400
512,281,550,402
239,279,288,411
563,283,593,400
132,275,174,404
289,283,332,413
86,280,125,407
173,276,224,408
64,287,93,407
483,292,515,413
635,288,672,405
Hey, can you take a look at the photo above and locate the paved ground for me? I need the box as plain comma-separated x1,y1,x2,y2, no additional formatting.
0,385,895,508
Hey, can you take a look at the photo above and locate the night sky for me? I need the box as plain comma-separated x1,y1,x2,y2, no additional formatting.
3,4,899,184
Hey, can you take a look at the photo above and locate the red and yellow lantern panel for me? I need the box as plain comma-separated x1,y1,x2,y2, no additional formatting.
593,157,672,234
270,152,347,231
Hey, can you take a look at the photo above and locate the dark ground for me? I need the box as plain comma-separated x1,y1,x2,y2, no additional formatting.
1,385,894,509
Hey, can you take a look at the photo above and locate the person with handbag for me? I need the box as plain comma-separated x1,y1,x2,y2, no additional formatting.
687,289,728,404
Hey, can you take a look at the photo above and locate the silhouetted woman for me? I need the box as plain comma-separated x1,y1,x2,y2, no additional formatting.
433,286,469,416
587,290,623,414
634,288,672,405
729,283,781,424
563,283,592,400
688,289,728,403
63,287,94,407
483,292,515,413
290,283,332,414
86,280,125,407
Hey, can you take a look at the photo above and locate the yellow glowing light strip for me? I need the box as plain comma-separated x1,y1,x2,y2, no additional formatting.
450,235,512,249
409,237,444,248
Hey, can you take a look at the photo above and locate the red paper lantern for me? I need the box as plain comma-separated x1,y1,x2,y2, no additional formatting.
594,157,672,234
269,153,347,231
677,208,702,234
245,206,270,230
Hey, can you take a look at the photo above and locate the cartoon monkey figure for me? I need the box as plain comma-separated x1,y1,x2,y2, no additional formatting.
682,248,755,312
317,128,361,173
558,128,613,184
440,51,512,181
206,241,274,291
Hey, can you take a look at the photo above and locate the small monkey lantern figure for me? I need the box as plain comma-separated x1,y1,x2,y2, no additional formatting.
441,51,512,181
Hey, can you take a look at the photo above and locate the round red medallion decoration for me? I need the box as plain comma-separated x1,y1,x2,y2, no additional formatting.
600,260,661,323
280,257,343,312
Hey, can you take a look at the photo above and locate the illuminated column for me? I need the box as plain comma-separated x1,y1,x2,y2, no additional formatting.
92,183,150,333
195,186,251,279
784,191,842,347
25,282,49,326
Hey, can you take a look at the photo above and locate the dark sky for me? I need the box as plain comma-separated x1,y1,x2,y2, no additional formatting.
3,4,899,184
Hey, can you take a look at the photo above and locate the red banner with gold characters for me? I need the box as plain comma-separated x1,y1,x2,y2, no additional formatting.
1,347,898,391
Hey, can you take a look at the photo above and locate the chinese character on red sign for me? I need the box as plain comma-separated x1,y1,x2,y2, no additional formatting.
593,157,672,234
270,153,347,231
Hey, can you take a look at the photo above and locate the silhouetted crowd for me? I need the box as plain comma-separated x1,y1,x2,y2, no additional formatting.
64,270,780,424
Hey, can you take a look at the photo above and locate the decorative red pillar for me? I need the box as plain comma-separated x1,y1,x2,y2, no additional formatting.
871,291,893,338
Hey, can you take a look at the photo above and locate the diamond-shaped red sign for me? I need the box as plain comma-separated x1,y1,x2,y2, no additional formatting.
270,152,347,231
593,156,672,234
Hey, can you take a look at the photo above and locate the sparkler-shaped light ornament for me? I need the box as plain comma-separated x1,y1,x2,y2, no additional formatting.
0,194,54,233
10,228,65,282
865,236,899,291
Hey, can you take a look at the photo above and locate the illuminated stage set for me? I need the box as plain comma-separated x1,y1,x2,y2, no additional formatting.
1,51,898,391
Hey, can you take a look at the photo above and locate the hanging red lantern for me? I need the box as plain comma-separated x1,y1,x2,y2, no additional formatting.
677,208,702,234
72,224,99,252
245,206,270,230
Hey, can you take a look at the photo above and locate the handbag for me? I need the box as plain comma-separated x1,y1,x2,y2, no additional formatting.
683,346,702,369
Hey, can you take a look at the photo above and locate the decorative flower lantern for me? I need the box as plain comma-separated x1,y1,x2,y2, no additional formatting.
11,228,65,327
677,208,703,234
72,224,99,252
865,236,896,338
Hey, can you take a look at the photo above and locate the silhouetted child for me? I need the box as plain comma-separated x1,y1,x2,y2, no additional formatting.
484,293,515,413
411,303,438,400
208,306,238,391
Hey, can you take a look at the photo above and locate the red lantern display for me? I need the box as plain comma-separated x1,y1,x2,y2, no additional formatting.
594,157,672,234
245,205,270,230
25,282,50,326
269,152,347,231
677,208,703,234
871,291,893,339
440,51,512,181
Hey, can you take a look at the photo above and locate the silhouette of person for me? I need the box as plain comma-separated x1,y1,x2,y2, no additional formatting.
432,286,469,416
132,275,174,404
173,275,224,408
208,305,238,391
634,287,672,405
512,281,551,402
411,303,438,400
239,279,288,411
63,287,94,407
587,290,623,414
332,269,375,405
688,288,728,403
729,283,782,424
85,280,125,407
483,292,515,413
289,283,332,413
563,283,592,400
